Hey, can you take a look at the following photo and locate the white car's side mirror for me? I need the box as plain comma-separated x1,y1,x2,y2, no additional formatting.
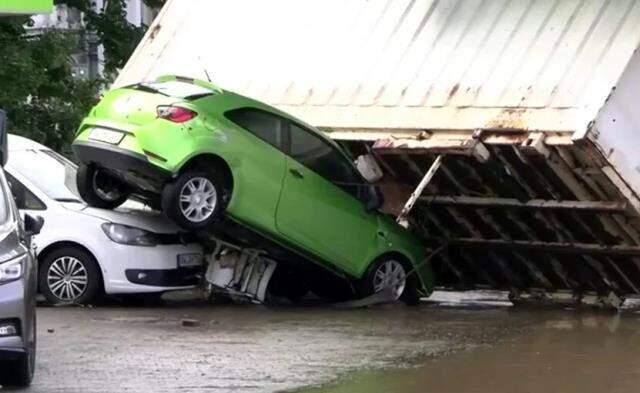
355,154,383,183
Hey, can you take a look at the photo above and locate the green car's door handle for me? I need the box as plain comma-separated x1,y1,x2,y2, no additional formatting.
289,168,304,179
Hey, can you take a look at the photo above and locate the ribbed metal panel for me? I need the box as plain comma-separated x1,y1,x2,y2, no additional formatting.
118,0,640,133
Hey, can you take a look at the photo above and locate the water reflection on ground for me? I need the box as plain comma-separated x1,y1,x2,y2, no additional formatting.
301,292,640,393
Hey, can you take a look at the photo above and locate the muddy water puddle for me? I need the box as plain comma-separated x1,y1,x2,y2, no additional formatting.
26,291,640,393
301,311,640,393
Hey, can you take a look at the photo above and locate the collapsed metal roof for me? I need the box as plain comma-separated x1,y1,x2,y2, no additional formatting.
118,0,640,134
117,0,640,306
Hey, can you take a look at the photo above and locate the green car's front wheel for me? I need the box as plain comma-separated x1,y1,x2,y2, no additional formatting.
360,256,420,305
162,170,225,231
77,164,130,209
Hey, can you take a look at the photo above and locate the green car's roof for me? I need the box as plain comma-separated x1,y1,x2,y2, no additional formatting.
162,76,344,150
122,74,348,156
155,75,224,94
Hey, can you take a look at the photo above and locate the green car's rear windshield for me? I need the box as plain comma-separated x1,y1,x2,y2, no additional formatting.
129,80,214,100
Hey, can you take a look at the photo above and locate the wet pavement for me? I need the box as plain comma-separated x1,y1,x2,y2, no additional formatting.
303,294,640,393
8,292,640,392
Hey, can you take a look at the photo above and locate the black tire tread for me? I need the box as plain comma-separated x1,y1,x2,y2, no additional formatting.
0,355,33,387
76,164,129,209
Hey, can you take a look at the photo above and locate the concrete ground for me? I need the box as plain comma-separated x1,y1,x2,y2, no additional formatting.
7,292,640,393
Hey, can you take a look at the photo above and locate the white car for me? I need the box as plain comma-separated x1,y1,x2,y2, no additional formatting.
4,135,204,304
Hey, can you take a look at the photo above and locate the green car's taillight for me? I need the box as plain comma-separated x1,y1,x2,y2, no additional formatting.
157,105,197,123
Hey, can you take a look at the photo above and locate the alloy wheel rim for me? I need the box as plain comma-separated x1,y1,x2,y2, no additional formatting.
373,260,406,300
47,256,88,302
179,177,217,223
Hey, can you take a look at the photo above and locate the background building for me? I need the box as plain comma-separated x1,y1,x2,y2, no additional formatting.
28,0,158,79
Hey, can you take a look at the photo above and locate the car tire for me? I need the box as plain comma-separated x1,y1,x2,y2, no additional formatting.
39,247,102,305
268,266,309,303
76,163,129,209
0,352,34,387
0,318,35,387
162,170,225,231
360,256,420,305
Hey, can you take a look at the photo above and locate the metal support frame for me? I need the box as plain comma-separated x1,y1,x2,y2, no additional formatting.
438,237,640,257
396,154,443,226
419,195,628,213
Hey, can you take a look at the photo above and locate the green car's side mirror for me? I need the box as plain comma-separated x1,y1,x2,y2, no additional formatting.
365,185,384,212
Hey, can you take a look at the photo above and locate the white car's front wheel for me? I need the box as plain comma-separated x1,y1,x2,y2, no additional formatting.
39,247,101,305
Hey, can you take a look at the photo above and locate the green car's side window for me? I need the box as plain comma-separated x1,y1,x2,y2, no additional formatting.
288,123,364,199
225,108,285,150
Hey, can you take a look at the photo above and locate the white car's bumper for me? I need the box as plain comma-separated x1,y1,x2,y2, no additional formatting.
98,242,204,294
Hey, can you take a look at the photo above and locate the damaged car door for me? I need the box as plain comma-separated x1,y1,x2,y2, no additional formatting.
275,122,379,276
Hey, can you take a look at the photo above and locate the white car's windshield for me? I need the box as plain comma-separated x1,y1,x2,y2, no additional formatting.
10,149,80,202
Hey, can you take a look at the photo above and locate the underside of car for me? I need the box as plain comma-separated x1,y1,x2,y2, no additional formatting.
201,216,362,302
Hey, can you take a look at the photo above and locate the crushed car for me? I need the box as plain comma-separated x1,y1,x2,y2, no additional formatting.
6,134,204,305
71,75,434,304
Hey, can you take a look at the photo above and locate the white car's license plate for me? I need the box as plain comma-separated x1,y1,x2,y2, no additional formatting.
88,128,124,144
178,253,204,268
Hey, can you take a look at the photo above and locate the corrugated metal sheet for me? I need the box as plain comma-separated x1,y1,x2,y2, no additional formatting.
117,0,640,134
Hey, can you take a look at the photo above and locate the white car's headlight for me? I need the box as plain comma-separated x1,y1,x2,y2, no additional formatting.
101,223,158,247
0,257,23,284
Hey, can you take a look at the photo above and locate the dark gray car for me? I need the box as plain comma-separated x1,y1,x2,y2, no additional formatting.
0,110,43,387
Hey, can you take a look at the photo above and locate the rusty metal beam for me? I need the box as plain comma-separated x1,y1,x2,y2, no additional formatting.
482,147,587,290
419,195,627,213
552,148,640,294
574,168,640,244
498,145,626,292
439,238,640,257
397,155,443,225
546,149,637,244
421,206,502,288
445,161,555,290
438,162,553,290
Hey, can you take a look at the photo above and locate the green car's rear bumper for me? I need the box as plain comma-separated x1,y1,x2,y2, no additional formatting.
72,140,172,191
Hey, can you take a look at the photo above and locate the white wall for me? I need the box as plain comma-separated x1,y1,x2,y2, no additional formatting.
592,47,640,204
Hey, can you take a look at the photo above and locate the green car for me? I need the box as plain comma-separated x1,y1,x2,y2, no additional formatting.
72,75,433,303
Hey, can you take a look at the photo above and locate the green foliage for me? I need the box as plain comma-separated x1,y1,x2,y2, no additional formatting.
1,0,165,151
85,1,146,77
0,15,104,152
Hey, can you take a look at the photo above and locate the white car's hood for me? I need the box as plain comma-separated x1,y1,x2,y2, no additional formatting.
62,201,184,234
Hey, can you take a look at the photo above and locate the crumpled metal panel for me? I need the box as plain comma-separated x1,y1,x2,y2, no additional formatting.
118,0,640,134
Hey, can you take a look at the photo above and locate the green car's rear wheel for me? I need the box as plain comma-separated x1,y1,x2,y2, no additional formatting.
162,170,225,230
76,163,130,209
